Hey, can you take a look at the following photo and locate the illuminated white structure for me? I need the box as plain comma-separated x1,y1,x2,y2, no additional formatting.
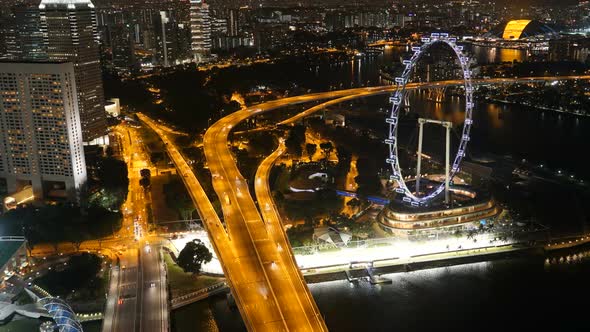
39,0,107,142
190,0,212,63
380,33,500,238
0,62,87,202
386,33,473,206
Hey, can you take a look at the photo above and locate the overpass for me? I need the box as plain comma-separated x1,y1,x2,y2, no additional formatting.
170,282,229,310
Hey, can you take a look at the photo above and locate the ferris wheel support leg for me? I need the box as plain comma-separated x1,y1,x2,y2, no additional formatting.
445,125,451,204
416,120,425,196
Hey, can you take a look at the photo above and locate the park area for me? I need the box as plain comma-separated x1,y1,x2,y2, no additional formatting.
164,252,222,298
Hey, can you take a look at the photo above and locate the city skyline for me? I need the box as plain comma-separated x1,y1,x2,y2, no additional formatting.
0,0,589,331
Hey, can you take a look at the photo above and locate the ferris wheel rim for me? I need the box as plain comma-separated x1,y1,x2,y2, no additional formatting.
385,33,474,206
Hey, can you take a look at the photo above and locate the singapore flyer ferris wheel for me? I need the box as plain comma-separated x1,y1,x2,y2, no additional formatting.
385,33,474,206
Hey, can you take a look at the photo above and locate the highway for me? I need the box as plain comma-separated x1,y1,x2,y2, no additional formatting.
253,139,322,328
254,139,287,230
139,114,293,332
204,98,332,332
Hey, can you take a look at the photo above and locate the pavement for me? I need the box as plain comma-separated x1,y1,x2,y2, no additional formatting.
138,242,169,332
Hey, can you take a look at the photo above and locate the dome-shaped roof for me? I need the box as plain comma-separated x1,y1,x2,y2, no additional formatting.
485,20,558,40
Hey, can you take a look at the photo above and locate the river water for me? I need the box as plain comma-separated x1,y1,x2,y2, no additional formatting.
173,253,590,332
172,45,590,331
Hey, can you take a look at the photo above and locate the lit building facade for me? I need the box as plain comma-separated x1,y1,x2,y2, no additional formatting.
3,5,47,62
39,0,107,142
190,0,211,63
0,62,87,202
378,186,500,239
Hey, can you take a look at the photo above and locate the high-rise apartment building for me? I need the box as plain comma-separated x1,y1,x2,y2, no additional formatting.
39,0,107,142
190,0,211,63
0,62,87,202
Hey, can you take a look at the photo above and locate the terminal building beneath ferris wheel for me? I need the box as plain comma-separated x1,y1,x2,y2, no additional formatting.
378,182,501,238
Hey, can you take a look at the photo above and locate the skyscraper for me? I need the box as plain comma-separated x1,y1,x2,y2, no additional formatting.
39,0,107,142
4,5,47,62
110,23,136,71
190,0,211,63
0,62,87,202
228,9,239,37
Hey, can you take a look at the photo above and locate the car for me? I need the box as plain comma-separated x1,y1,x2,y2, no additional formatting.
150,282,156,288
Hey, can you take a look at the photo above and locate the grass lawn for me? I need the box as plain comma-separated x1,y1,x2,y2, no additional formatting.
164,253,222,297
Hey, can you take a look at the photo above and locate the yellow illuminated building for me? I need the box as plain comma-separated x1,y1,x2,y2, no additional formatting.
502,20,532,40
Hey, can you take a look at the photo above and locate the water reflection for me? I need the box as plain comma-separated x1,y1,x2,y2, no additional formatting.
311,44,528,92
468,45,528,64
485,103,503,129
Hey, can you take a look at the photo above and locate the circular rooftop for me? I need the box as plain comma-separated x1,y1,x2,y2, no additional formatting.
485,20,558,40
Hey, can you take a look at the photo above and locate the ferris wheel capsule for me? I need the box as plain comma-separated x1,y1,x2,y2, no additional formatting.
389,96,401,104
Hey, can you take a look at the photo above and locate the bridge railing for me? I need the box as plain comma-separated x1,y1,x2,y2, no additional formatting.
170,281,228,304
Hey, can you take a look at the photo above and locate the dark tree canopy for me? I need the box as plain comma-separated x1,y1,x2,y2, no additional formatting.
140,177,151,190
0,204,122,248
140,168,151,178
96,157,129,191
163,177,195,220
89,156,129,210
305,143,317,161
285,125,306,158
177,239,213,274
354,157,382,198
319,142,334,159
36,253,103,298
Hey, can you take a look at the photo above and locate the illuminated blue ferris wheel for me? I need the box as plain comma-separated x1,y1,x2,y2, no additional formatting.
385,33,474,206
